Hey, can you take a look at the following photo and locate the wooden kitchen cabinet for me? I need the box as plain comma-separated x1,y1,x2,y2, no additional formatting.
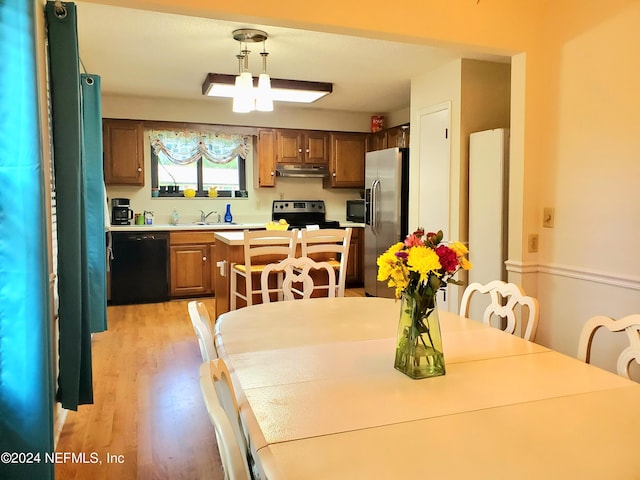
367,130,387,152
366,124,410,152
169,231,216,297
103,118,144,185
257,129,276,187
276,129,329,164
386,125,410,149
326,133,367,188
346,227,364,286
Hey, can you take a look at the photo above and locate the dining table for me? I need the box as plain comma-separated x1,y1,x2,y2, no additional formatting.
214,296,640,480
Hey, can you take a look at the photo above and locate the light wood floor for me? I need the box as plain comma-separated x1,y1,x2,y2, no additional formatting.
55,288,364,480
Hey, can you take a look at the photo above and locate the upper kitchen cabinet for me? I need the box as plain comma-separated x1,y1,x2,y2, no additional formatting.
257,129,276,187
367,130,387,152
367,124,410,152
276,129,329,164
386,125,410,149
326,133,367,188
103,118,144,185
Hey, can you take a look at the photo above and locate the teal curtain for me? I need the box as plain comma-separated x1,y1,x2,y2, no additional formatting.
47,1,106,409
0,1,54,479
81,74,108,334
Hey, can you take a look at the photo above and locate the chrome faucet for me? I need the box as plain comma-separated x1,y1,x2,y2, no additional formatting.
200,210,220,223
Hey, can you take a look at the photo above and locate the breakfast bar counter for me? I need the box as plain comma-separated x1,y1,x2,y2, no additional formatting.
212,227,359,318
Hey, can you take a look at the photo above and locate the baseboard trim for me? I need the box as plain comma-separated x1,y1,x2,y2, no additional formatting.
505,260,640,291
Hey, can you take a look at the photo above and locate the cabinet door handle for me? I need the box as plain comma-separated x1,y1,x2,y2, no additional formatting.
298,148,302,153
203,256,207,262
332,172,336,177
270,171,274,176
137,166,142,172
306,148,310,153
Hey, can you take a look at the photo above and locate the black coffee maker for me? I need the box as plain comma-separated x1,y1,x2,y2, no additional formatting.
111,198,133,225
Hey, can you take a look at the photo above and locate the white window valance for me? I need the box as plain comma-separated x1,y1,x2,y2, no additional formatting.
149,129,250,165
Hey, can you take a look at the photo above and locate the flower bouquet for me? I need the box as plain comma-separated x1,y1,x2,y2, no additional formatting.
377,229,471,379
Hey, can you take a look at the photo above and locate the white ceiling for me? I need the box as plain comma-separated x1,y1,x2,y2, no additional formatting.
75,2,510,114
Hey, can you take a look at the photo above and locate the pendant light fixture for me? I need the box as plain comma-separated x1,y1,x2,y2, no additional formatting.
204,28,332,111
232,47,254,113
230,28,271,113
256,41,273,112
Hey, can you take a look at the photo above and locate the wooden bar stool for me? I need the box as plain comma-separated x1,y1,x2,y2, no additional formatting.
300,227,352,297
229,229,298,310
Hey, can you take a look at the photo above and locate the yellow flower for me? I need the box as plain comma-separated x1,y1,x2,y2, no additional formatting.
376,243,405,281
459,257,472,270
449,241,468,256
407,246,441,283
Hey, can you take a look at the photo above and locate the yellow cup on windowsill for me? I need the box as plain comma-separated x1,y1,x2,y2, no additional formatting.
208,187,218,198
184,188,196,198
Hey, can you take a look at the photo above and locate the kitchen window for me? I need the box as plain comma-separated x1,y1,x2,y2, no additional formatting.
149,128,249,197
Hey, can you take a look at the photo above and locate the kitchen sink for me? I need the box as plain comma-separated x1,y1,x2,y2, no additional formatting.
192,221,237,225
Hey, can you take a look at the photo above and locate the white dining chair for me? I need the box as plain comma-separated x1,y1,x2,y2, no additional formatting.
300,227,352,297
260,256,336,303
577,314,640,380
229,229,298,310
199,360,251,480
459,280,539,341
187,300,217,361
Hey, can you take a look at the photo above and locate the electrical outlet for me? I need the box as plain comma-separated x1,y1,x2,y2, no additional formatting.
543,207,554,228
528,234,539,253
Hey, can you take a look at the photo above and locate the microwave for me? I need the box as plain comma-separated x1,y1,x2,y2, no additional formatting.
346,199,365,223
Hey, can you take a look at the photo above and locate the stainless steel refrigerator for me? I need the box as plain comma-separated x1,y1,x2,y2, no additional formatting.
364,147,410,297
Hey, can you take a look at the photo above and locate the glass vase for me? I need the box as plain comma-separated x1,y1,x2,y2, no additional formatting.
394,292,446,379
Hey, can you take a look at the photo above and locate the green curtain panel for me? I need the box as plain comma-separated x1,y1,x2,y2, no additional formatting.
81,73,108,334
46,1,102,410
0,1,55,479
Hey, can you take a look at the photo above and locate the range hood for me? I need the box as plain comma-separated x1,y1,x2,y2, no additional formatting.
275,164,329,178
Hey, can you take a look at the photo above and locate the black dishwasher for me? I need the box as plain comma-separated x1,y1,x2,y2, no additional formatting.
110,231,170,305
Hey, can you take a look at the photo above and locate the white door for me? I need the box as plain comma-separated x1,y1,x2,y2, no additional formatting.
418,106,450,237
417,104,451,308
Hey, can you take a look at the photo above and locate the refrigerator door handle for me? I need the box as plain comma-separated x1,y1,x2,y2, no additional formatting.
371,179,380,235
364,188,372,226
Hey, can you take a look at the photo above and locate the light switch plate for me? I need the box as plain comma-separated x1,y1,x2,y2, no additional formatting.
543,207,554,228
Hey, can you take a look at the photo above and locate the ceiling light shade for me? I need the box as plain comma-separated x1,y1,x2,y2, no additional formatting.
256,73,273,112
232,71,254,113
203,73,333,104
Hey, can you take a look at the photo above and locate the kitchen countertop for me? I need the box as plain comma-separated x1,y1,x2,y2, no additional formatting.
108,222,266,232
108,222,365,233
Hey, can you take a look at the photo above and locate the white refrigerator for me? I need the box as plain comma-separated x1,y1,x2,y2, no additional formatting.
468,128,509,286
364,147,410,298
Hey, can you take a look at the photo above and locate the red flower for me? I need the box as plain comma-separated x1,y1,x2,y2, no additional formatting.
395,251,409,262
435,245,458,272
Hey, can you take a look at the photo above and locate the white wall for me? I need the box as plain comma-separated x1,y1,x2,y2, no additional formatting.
531,4,640,364
409,59,510,312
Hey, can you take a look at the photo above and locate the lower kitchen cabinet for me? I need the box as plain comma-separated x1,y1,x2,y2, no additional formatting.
346,227,364,286
169,231,216,297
